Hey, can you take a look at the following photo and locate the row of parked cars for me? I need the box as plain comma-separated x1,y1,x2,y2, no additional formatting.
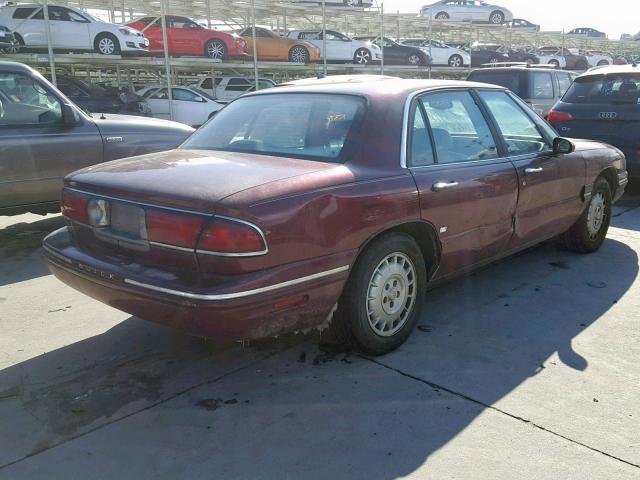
0,59,631,354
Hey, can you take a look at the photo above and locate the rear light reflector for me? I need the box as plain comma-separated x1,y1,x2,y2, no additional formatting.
197,217,267,255
546,110,574,123
61,190,89,224
274,295,308,310
146,209,205,249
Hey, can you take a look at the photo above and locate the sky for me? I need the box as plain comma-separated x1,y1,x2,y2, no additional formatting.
386,0,638,40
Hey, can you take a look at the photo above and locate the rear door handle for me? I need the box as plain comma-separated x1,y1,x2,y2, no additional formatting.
525,167,544,174
432,181,459,192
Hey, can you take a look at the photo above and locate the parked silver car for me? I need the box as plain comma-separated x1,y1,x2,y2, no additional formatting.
420,0,513,24
0,62,194,216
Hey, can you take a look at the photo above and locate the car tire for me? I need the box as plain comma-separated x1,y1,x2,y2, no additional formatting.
289,45,310,63
448,54,463,67
435,12,449,20
549,59,560,68
3,34,23,54
343,0,361,5
560,177,612,254
94,33,120,55
205,39,227,60
408,53,426,66
353,48,372,64
597,60,610,66
489,10,505,24
334,233,427,356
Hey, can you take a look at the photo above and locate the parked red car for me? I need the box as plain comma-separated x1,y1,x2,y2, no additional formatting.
126,16,247,60
44,79,627,354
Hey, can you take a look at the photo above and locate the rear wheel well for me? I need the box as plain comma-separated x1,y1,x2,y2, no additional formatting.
354,222,441,280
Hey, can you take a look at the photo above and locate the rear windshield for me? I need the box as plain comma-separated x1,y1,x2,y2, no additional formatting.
182,93,366,162
563,74,640,105
467,71,524,97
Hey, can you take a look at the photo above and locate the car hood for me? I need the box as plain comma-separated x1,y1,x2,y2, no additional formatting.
92,114,195,136
65,149,354,213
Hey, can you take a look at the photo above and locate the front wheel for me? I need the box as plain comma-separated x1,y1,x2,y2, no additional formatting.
435,12,449,20
353,48,372,64
448,54,463,67
205,39,227,60
549,59,560,68
94,33,120,55
560,177,612,253
407,53,426,66
335,233,427,355
597,60,610,66
289,45,310,63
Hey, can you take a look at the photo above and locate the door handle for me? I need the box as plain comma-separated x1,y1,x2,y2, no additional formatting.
432,181,459,192
525,167,544,174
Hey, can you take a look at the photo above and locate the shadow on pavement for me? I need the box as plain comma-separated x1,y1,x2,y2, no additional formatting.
0,233,637,477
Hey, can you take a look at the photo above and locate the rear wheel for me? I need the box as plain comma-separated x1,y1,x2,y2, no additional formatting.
289,45,310,63
334,233,427,355
549,59,560,68
407,53,425,66
448,54,463,67
597,60,610,66
560,177,612,253
94,33,120,55
353,48,372,64
205,39,227,60
2,34,22,54
435,12,449,20
490,10,505,24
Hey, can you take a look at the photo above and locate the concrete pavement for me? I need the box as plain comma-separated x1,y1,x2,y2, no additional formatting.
0,197,639,479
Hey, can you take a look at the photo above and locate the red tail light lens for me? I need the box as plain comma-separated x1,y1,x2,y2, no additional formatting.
146,210,205,248
197,218,266,255
546,110,574,123
61,190,89,224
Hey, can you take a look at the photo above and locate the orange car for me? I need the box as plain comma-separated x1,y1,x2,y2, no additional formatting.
238,27,320,63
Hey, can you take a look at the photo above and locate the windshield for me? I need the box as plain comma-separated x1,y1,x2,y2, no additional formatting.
182,93,366,162
564,74,640,104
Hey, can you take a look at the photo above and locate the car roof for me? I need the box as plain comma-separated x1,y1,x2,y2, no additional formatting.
579,64,640,78
249,78,505,98
470,66,562,74
0,61,36,74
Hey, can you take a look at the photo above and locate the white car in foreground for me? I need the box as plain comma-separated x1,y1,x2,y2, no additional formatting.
287,30,382,64
420,0,513,24
0,3,148,55
401,38,470,66
141,86,225,127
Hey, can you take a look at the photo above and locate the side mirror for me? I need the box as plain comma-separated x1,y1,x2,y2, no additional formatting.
553,137,575,155
62,103,81,126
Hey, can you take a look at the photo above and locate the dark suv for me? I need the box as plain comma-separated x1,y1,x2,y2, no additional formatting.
547,65,640,177
467,66,577,117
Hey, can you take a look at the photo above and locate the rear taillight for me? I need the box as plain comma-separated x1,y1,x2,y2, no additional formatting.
146,210,205,248
197,217,266,255
547,110,574,123
61,190,89,224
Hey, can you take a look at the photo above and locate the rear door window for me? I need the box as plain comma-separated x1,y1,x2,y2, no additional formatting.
529,72,554,100
556,72,573,96
408,106,435,167
420,91,498,164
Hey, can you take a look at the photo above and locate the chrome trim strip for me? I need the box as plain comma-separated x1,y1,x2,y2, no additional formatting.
124,265,350,301
149,241,194,253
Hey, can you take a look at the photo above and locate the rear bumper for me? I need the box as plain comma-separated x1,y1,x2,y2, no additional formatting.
43,227,353,340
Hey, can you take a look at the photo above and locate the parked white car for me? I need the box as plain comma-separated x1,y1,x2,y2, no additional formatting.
290,1,374,7
195,76,276,101
534,49,567,69
141,86,225,127
579,50,613,67
0,3,148,55
401,38,470,66
287,30,382,64
420,0,513,24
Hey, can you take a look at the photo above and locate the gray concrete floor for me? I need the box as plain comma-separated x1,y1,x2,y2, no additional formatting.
1,193,639,479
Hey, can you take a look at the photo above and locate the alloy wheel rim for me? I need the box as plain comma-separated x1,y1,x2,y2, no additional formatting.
436,13,448,19
291,47,307,63
409,55,421,65
491,13,502,23
450,56,461,67
587,192,606,239
208,41,225,59
366,252,416,337
99,38,114,54
356,50,370,64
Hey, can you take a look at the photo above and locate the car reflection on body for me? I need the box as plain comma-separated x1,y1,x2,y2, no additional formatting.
44,77,627,355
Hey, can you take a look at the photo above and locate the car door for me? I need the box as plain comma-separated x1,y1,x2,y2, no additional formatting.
407,89,519,279
477,90,586,246
0,70,102,212
48,7,91,50
167,16,201,55
146,87,171,119
12,6,46,47
468,0,487,21
429,41,447,64
171,88,209,126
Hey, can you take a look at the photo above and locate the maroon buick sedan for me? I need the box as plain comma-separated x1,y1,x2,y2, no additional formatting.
43,79,628,355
